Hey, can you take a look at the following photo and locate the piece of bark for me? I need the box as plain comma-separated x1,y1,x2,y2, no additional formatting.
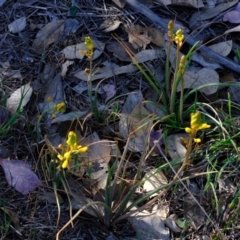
125,0,240,74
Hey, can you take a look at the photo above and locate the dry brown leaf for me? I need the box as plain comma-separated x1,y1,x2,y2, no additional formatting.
8,16,26,33
74,61,137,81
134,49,165,63
6,82,32,113
178,67,219,95
143,169,168,197
128,101,152,136
199,0,238,20
147,27,164,47
112,0,125,8
125,24,151,49
69,132,113,189
119,101,153,152
62,39,105,60
61,60,74,77
166,133,187,160
99,19,123,32
156,0,203,8
32,20,65,53
208,40,232,57
106,41,136,62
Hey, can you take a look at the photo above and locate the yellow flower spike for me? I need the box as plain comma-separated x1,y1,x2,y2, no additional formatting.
66,131,77,148
84,36,94,51
56,102,66,113
56,131,88,170
175,29,184,46
179,55,186,74
168,20,175,40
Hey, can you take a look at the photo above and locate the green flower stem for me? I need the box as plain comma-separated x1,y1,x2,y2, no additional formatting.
165,40,172,96
179,74,184,123
170,45,180,114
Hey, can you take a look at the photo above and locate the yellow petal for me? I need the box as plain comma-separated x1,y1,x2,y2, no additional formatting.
185,127,192,134
62,160,69,169
63,151,72,161
78,146,88,153
57,154,64,161
194,138,201,143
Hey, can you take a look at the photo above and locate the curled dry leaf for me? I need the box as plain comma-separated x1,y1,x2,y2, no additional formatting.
32,20,65,53
125,24,151,49
225,25,240,34
6,82,32,113
179,67,219,95
61,60,74,77
62,39,105,60
125,24,164,49
0,159,42,195
8,16,26,33
100,19,123,32
166,133,187,161
143,169,168,197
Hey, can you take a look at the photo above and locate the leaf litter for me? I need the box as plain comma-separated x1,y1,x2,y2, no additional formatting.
2,0,240,239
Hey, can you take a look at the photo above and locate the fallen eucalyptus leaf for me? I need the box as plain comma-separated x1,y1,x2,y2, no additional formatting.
178,67,219,95
8,17,26,33
0,159,42,195
32,20,65,53
6,82,32,113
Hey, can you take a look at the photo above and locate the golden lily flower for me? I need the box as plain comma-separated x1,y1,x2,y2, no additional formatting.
57,131,88,169
79,36,94,59
185,111,211,136
175,29,184,47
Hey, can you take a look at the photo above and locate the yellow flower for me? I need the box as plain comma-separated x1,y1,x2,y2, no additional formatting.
185,111,211,137
53,102,66,113
84,36,94,51
190,112,211,132
179,55,186,74
57,131,88,169
194,138,201,143
175,29,184,46
79,36,94,59
168,20,175,40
